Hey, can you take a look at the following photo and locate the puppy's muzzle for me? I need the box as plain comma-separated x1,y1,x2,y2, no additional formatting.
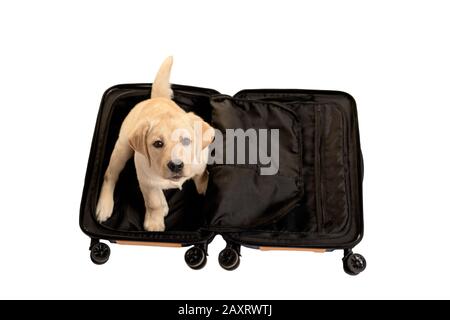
167,160,184,173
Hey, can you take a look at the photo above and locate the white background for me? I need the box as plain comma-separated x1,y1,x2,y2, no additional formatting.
0,0,449,299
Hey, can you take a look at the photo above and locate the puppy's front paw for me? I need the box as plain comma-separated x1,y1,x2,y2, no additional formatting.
144,214,165,232
96,194,114,223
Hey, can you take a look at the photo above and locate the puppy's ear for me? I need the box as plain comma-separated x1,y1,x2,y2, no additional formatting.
151,56,174,99
129,120,152,165
187,112,215,150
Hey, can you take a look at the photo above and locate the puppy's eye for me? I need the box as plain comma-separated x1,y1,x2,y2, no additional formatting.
181,137,191,146
153,140,164,148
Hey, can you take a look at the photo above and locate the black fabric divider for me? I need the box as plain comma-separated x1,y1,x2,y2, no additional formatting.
203,96,303,229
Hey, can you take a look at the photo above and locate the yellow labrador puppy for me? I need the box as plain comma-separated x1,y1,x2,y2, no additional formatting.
96,57,214,231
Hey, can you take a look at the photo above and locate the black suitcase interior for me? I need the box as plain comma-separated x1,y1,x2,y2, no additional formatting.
80,84,365,274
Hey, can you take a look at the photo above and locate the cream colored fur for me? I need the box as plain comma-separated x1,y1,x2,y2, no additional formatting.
96,56,214,231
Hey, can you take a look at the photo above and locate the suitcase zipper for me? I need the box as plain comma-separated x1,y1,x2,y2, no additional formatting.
314,105,324,233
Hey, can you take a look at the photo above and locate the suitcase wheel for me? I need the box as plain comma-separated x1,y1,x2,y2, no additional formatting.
185,246,207,270
218,247,240,271
343,250,366,275
90,241,111,265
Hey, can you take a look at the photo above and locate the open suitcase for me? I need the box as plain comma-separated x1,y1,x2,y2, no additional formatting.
79,84,366,275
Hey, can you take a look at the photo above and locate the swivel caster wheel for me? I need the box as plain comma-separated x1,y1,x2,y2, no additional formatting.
90,242,110,265
218,247,240,271
343,251,366,275
185,246,207,270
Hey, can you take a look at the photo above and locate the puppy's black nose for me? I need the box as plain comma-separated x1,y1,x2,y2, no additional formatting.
167,160,184,173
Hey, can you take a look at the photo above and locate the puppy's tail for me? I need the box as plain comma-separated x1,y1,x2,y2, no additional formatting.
151,56,173,99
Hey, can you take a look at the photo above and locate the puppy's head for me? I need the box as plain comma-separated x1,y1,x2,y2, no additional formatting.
128,56,214,181
129,113,213,181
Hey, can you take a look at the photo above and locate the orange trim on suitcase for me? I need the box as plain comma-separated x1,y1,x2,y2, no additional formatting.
259,246,326,253
116,240,182,247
